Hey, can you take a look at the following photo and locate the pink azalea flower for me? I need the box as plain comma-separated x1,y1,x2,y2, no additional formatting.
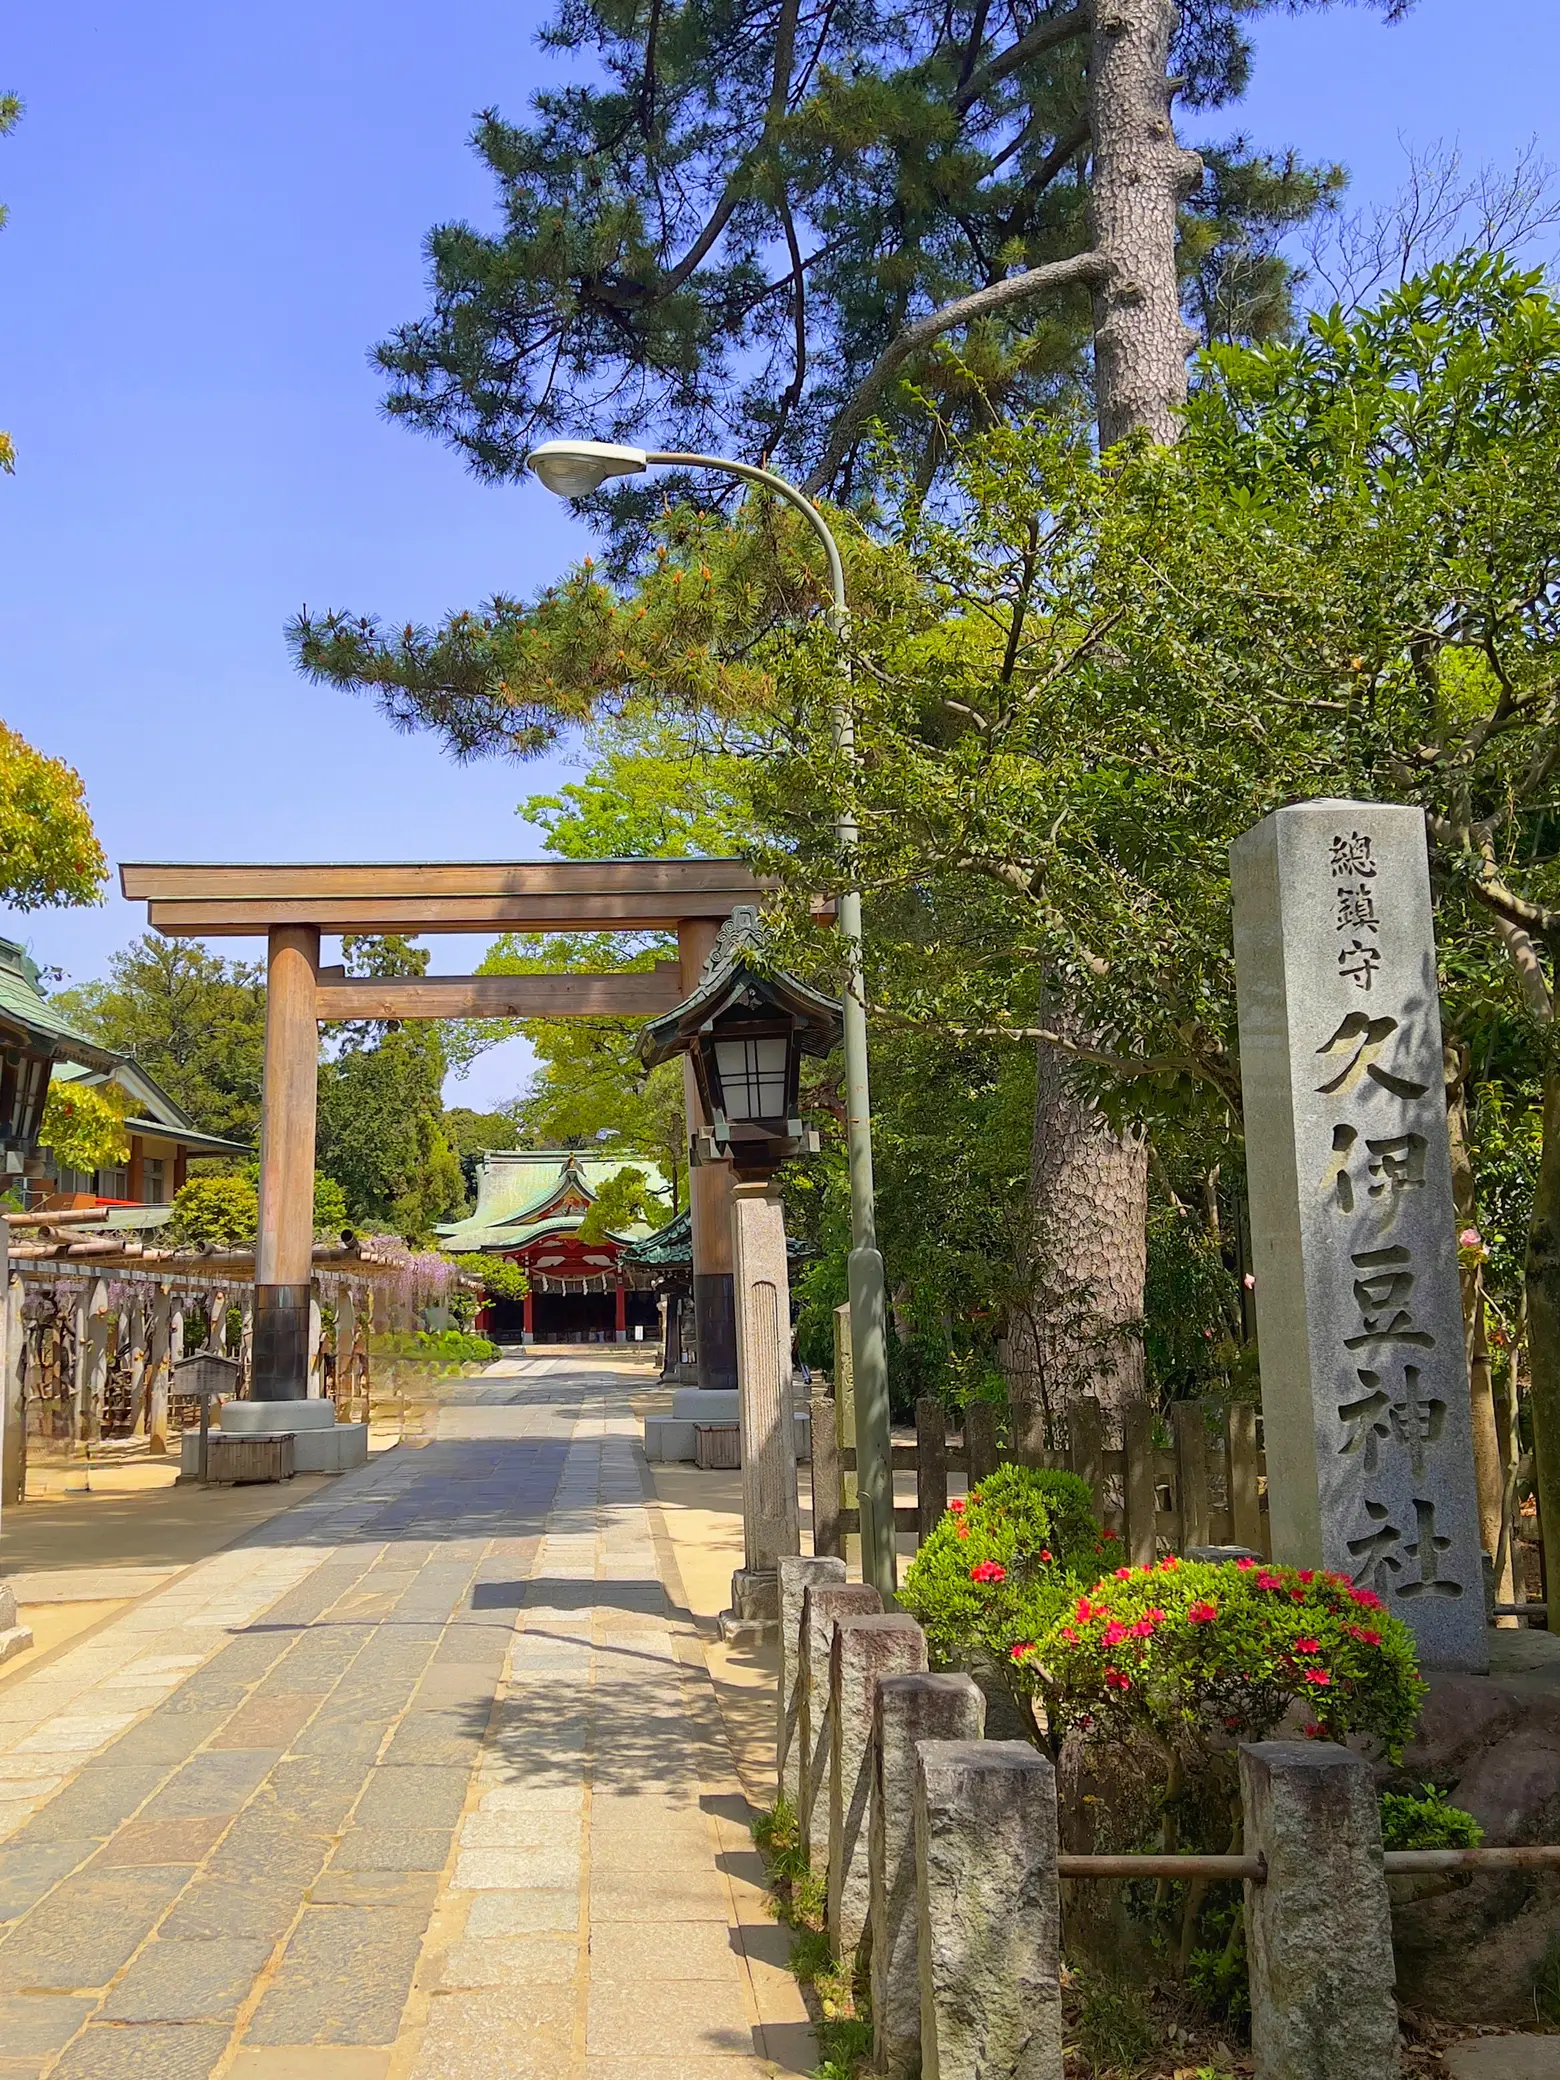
1302,1668,1332,1687
1103,1667,1131,1691
1256,1572,1283,1591
1293,1637,1321,1654
1187,1600,1218,1624
970,1561,1006,1585
1102,1621,1130,1647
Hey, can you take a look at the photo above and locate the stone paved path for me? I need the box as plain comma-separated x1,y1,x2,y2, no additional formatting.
0,1357,808,2079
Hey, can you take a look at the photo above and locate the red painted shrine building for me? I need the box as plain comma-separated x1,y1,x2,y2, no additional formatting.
435,1150,670,1344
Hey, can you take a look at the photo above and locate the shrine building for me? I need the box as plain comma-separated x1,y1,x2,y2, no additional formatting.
435,1150,671,1345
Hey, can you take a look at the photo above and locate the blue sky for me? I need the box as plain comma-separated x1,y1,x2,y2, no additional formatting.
1,0,1555,1107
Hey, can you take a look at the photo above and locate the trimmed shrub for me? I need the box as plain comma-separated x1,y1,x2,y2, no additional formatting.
899,1464,1113,1718
1032,1555,1424,1763
1379,1784,1483,1851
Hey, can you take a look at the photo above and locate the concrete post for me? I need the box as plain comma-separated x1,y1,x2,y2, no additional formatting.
871,1674,986,2079
828,1612,927,1963
915,1740,1063,2080
254,923,320,1401
1239,1740,1398,2080
777,1554,846,1807
799,1581,882,1871
1231,801,1486,1671
723,1179,801,1637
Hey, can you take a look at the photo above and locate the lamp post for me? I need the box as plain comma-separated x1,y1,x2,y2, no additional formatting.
528,439,896,1596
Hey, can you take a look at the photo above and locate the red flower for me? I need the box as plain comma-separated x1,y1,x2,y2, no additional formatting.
1294,1637,1321,1655
1103,1667,1131,1691
1187,1600,1218,1624
1345,1623,1383,1647
949,1497,966,1515
1349,1586,1384,1610
1102,1621,1129,1646
1302,1721,1325,1738
1114,1567,1134,1580
970,1561,1006,1585
1128,1617,1157,1639
1102,1529,1120,1543
1235,1557,1256,1570
1040,1549,1053,1563
1302,1668,1332,1687
1256,1572,1283,1591
1059,1625,1080,1644
1298,1569,1316,1584
1010,1642,1034,1663
1160,1554,1180,1571
1076,1596,1103,1623
955,1526,969,1541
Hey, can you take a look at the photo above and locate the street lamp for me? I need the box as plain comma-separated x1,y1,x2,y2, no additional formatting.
528,437,897,1596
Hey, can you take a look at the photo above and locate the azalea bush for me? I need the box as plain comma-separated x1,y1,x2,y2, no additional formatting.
1030,1556,1425,1763
898,1465,1114,1717
1026,1555,1426,2013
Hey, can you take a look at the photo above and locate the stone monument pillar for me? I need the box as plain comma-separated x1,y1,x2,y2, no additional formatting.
1231,799,1487,1671
721,1180,801,1640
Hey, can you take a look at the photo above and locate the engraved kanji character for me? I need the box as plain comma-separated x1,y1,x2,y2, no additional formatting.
1347,1497,1405,1595
1342,1246,1436,1352
1331,831,1378,878
1314,1013,1430,1100
1336,885,1381,933
1398,1497,1462,1598
1390,1366,1446,1480
1321,1123,1359,1212
1366,1133,1426,1196
1339,939,1383,991
1337,1378,1393,1471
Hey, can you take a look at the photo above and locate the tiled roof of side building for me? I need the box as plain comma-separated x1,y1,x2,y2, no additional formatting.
0,939,119,1069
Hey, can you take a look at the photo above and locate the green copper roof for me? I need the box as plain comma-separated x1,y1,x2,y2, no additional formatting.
435,1149,674,1255
0,940,117,1069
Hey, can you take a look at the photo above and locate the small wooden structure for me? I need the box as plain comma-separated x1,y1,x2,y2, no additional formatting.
203,1432,295,1485
809,1388,1270,1565
120,859,807,1398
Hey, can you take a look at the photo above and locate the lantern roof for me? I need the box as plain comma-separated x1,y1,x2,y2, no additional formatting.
637,906,843,1070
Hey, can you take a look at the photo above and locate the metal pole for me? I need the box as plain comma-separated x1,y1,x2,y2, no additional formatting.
643,452,894,1594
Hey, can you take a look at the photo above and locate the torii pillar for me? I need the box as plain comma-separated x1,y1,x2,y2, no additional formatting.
679,920,738,1390
253,925,319,1399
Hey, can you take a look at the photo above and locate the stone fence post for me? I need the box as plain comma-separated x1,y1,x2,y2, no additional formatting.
828,1613,927,1964
798,1582,882,1871
871,1673,985,2079
1239,1740,1398,2080
777,1554,845,1807
915,1739,1063,2080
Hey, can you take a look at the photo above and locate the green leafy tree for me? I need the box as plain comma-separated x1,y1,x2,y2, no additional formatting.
0,721,107,909
37,1080,129,1175
52,937,267,1143
167,1171,351,1249
360,0,1367,555
316,935,465,1240
577,1164,673,1241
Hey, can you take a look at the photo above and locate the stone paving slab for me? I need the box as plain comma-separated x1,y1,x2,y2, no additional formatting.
0,1361,810,2077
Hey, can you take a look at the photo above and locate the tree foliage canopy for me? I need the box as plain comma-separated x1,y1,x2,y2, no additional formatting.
0,721,107,910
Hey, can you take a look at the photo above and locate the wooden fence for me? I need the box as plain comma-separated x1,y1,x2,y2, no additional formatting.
809,1388,1269,1566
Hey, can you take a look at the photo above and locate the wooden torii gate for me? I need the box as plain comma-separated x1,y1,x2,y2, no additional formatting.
121,858,774,1400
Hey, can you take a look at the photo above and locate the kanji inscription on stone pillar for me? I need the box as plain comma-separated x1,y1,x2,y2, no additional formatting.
1231,799,1487,1672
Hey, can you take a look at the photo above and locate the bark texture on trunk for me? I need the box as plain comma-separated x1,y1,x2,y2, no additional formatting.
1088,0,1203,448
1007,1035,1148,1422
1006,0,1192,1422
1523,1056,1560,1614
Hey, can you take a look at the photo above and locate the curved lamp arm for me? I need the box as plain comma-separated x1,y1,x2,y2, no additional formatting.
645,451,847,631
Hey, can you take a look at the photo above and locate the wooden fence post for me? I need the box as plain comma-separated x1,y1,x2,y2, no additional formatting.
1226,1404,1264,1553
965,1401,999,1484
1123,1401,1157,1566
916,1397,948,1539
3,1270,24,1505
811,1386,842,1559
1173,1402,1212,1550
1068,1396,1106,1518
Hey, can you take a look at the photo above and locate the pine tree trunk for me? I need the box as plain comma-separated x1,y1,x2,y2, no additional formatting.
1088,0,1204,449
1004,1,1196,1424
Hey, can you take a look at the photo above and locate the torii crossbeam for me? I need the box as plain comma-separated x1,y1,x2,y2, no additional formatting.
122,858,780,1400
